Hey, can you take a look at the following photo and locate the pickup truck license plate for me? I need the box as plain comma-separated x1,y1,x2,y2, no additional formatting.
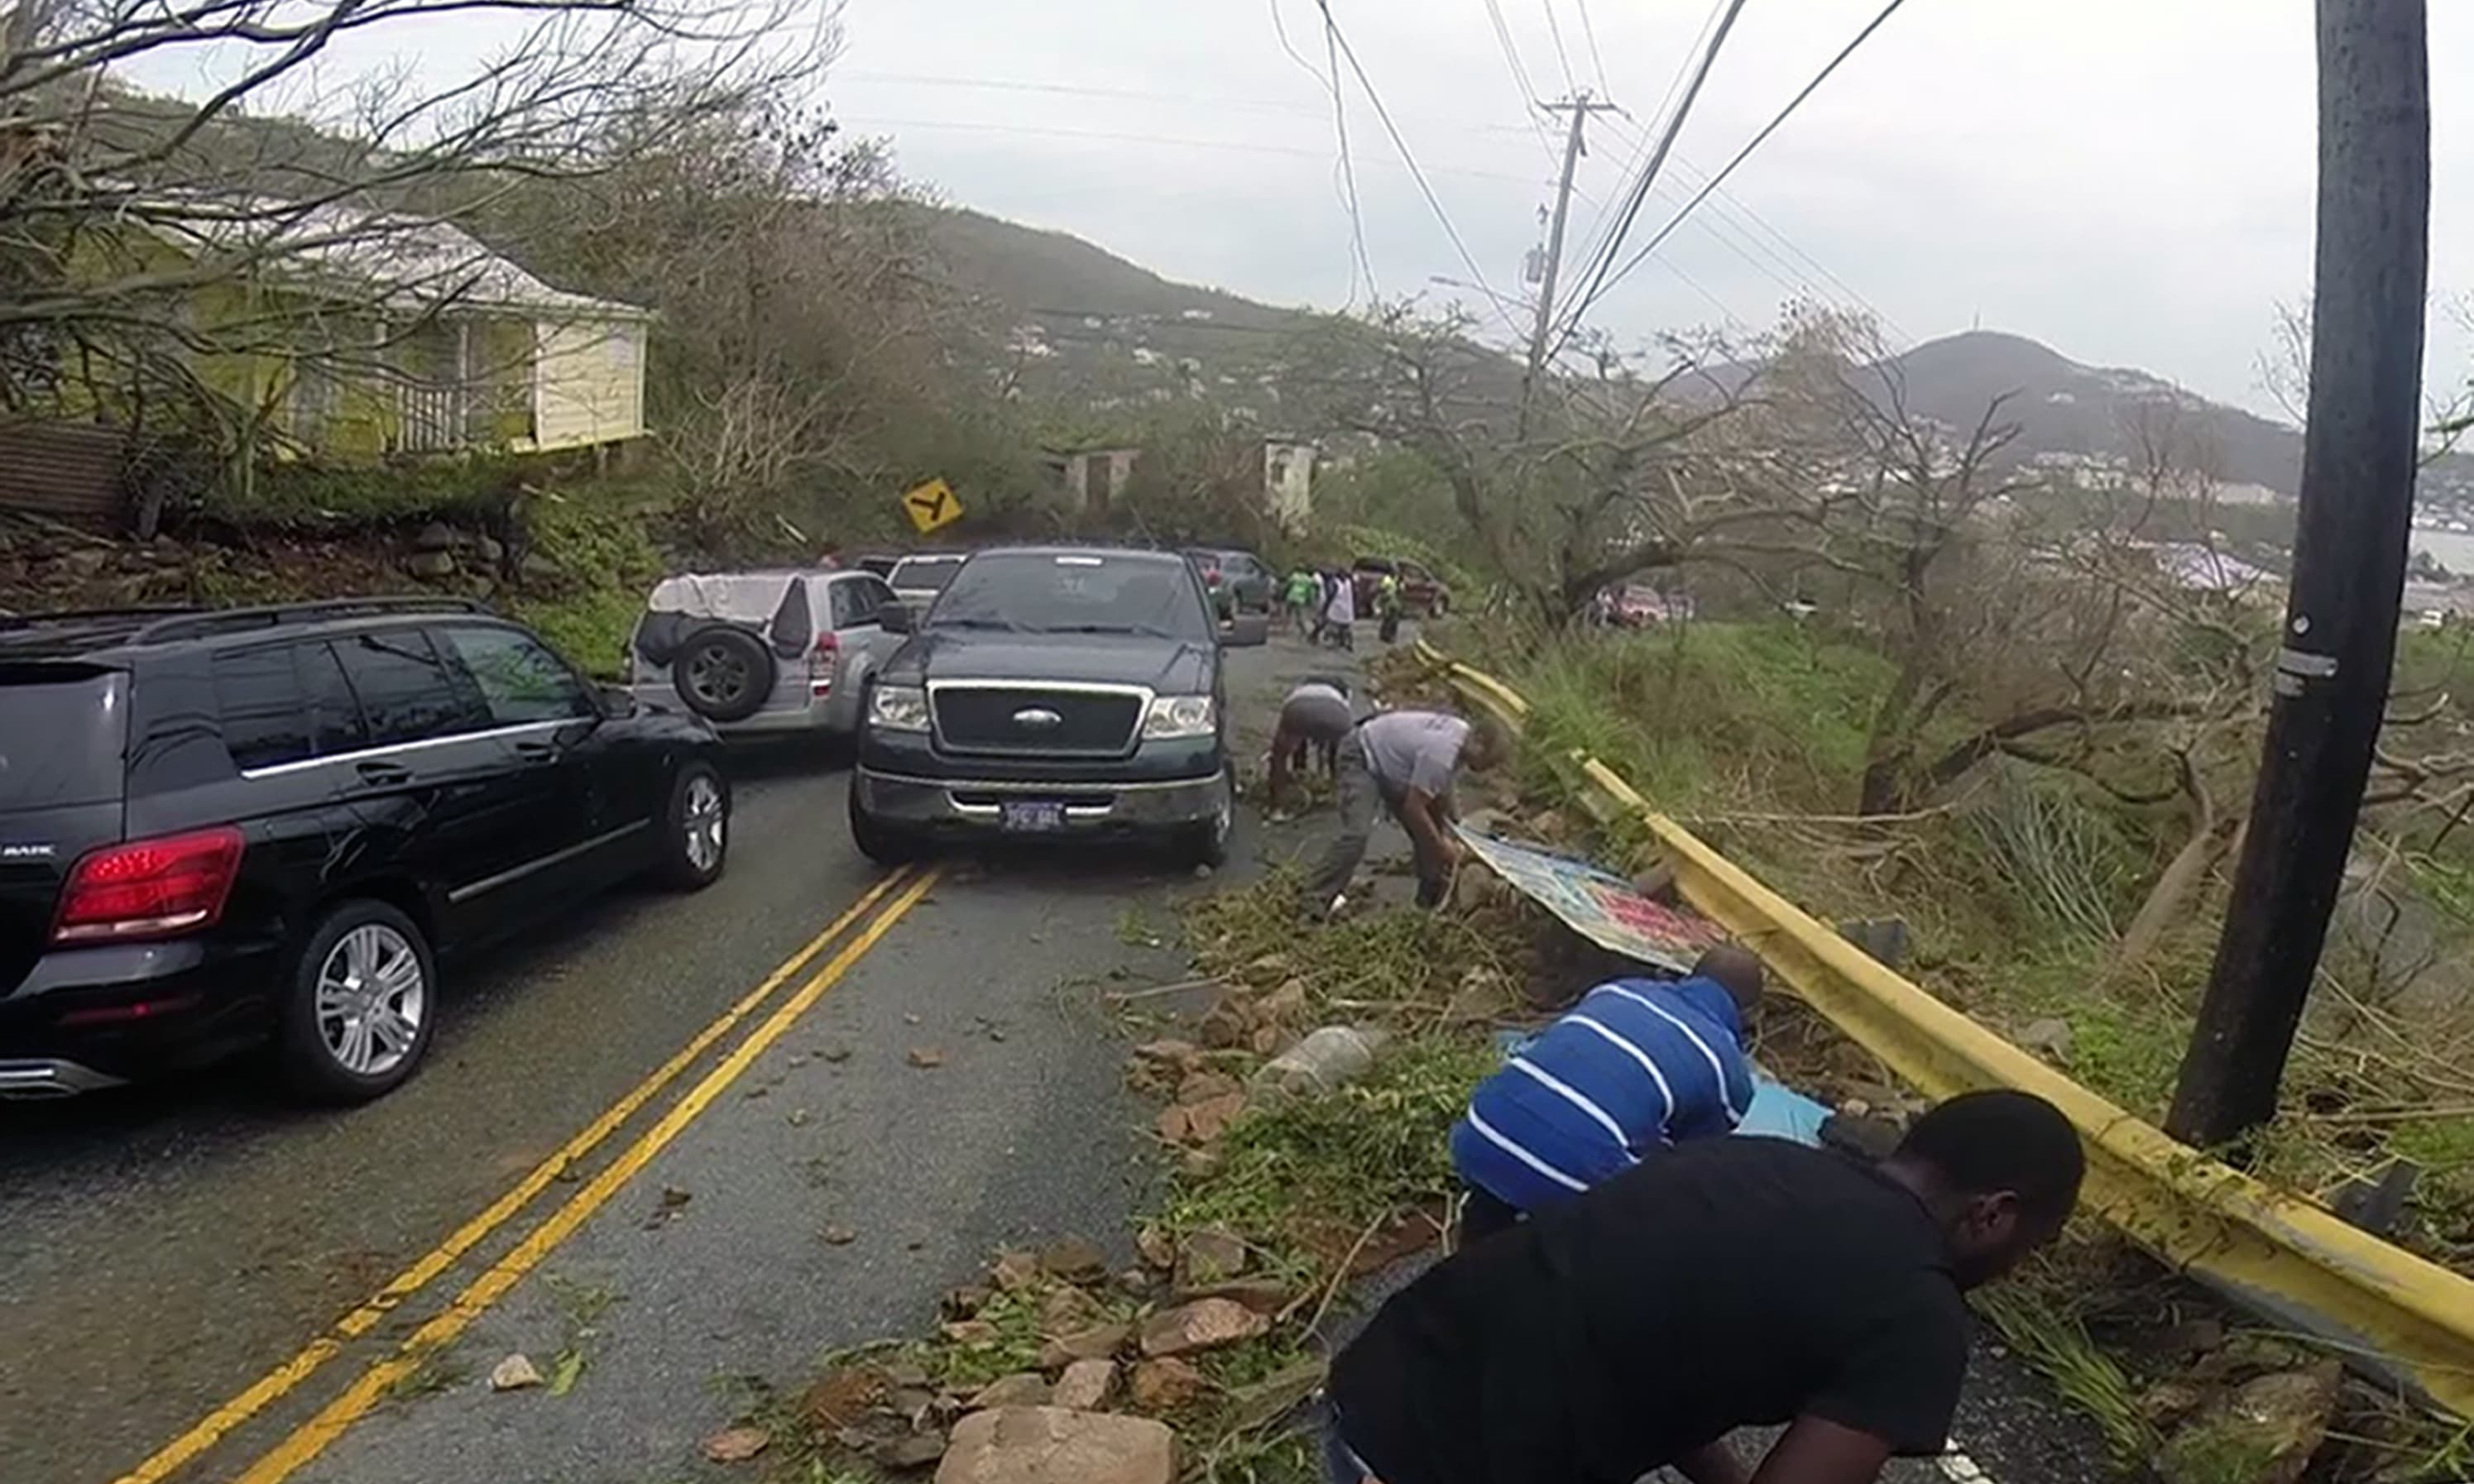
1000,800,1067,833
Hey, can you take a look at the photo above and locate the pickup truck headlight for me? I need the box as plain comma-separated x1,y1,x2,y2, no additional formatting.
869,683,930,732
1143,693,1216,740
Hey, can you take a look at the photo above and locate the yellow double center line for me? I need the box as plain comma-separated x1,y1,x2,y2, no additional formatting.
116,864,939,1484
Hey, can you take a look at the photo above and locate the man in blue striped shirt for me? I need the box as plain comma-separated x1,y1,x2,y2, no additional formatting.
1450,945,1765,1243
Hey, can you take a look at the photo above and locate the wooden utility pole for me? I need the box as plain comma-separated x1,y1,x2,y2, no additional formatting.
2166,0,2429,1148
1519,93,1618,438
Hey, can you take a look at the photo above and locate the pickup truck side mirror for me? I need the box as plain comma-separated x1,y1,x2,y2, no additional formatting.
880,604,913,634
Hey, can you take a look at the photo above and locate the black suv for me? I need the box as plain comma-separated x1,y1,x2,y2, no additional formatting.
0,598,729,1103
847,547,1234,867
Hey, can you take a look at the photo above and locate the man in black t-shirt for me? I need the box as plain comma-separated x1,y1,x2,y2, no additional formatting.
1324,1089,2084,1484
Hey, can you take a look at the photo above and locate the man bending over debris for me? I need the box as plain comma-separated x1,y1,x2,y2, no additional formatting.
1304,710,1509,917
1449,944,1765,1245
1268,675,1359,816
1325,1089,2085,1484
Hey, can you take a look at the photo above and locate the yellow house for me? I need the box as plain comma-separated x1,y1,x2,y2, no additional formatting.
129,199,654,460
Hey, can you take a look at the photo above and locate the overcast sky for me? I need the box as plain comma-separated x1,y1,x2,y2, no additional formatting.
135,1,2474,419
822,0,2472,421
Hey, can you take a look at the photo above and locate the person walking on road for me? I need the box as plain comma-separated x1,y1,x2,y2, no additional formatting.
1304,710,1507,917
1375,570,1405,644
1268,676,1358,816
1286,566,1322,636
1322,570,1358,651
1323,1089,2086,1484
1450,945,1766,1246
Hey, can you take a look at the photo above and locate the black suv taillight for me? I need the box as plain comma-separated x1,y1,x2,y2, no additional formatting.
51,827,245,944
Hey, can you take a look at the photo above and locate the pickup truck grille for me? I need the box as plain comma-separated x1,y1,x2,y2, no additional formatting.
933,686,1144,757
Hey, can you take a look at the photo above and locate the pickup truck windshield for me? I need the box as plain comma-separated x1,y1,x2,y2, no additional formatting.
929,553,1212,642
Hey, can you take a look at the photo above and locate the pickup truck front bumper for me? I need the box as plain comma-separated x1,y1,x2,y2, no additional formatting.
853,765,1231,835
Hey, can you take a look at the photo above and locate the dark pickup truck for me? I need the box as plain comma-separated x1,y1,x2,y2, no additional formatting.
846,546,1239,867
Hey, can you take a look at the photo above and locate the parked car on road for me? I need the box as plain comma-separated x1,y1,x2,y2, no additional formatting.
1350,556,1450,617
1611,584,1696,627
0,597,728,1103
1182,547,1276,619
847,546,1237,868
888,553,968,617
627,569,905,739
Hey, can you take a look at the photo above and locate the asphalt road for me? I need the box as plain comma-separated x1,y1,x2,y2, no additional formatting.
1,625,2099,1484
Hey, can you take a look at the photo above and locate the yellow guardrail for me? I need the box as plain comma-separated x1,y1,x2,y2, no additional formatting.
1416,639,2474,1417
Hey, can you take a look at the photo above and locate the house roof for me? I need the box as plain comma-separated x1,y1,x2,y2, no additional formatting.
133,194,653,321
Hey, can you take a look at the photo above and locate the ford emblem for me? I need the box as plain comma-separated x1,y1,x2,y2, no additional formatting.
1013,706,1064,729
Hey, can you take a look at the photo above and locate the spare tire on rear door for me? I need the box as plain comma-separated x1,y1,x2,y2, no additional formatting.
672,623,776,723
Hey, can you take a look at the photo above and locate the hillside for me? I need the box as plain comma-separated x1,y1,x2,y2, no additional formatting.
1884,330,2307,493
910,206,1326,429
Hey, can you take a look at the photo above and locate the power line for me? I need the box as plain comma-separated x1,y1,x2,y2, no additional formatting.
1555,0,1750,350
1581,113,1905,342
1565,0,1913,329
1572,0,1611,96
1317,0,1378,301
1538,0,1577,93
1567,0,1732,289
1479,0,1561,168
1316,0,1527,341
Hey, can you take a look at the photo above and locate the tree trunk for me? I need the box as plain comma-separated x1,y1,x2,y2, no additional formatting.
2111,816,2245,983
1858,652,1930,816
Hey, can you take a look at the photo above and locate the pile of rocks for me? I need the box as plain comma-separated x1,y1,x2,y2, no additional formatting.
731,1231,1297,1482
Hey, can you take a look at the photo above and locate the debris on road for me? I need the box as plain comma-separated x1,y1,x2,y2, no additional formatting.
488,1352,544,1391
2155,1362,2342,1484
1138,1297,1268,1357
1174,1228,1248,1288
1037,1237,1110,1285
1038,1322,1132,1369
701,1424,771,1462
909,1046,947,1069
968,1372,1052,1409
1254,1023,1389,1102
1125,1358,1204,1411
822,1224,858,1246
644,1185,693,1228
936,1405,1175,1484
1052,1358,1117,1410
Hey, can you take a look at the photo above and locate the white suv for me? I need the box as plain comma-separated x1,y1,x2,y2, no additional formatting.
628,569,906,739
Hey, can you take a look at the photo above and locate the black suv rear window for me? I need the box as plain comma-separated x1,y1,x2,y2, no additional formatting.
0,665,127,807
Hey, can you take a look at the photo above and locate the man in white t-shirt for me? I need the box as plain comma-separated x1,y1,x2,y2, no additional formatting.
1304,709,1508,917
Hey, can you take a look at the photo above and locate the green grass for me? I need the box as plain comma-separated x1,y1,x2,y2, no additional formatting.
1516,622,1895,820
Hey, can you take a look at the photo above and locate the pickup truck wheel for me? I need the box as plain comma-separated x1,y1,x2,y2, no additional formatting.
1172,773,1234,869
847,777,924,864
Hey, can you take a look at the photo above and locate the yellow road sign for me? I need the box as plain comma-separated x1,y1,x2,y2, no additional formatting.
902,478,962,535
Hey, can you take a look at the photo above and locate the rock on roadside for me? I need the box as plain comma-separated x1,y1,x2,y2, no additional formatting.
934,1406,1175,1484
1138,1297,1268,1357
1052,1359,1118,1411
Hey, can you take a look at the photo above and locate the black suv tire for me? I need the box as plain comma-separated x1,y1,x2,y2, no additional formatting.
277,900,439,1103
846,778,924,864
654,761,731,889
673,625,776,723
